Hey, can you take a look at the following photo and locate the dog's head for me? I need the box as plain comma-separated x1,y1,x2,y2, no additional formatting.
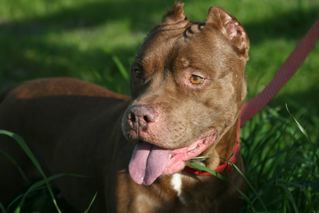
122,3,249,185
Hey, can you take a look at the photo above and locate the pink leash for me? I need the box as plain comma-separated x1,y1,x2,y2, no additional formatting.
184,20,319,176
240,19,319,126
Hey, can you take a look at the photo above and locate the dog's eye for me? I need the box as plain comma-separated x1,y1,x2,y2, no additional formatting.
132,66,143,79
189,74,205,85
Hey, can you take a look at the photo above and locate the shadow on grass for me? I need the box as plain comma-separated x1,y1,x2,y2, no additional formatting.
273,86,319,125
0,1,317,40
245,7,319,43
0,0,173,35
0,0,175,94
0,37,134,94
0,0,318,97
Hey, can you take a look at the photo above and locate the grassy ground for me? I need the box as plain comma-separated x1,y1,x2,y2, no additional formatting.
0,0,319,212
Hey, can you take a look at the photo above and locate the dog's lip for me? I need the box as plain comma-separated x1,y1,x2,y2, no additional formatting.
162,129,217,174
128,128,217,185
131,128,217,153
141,128,217,169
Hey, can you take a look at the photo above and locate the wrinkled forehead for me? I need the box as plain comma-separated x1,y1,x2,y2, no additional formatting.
135,23,236,74
135,24,185,70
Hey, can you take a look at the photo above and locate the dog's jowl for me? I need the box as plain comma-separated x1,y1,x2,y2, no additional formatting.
0,3,249,213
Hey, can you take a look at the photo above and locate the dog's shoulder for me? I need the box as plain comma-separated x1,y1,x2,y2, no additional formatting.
7,77,129,101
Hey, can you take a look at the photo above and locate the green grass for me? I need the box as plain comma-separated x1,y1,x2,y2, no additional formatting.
1,107,318,212
241,106,319,212
0,0,318,212
0,130,94,213
0,0,319,100
0,130,61,212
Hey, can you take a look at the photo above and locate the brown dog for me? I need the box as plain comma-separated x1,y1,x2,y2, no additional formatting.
0,3,249,212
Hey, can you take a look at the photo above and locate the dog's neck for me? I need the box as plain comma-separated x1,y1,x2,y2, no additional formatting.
152,120,242,208
177,118,240,179
199,118,240,173
216,120,240,165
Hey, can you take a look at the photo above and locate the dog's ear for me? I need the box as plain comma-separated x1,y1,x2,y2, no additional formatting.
206,7,249,58
162,2,186,24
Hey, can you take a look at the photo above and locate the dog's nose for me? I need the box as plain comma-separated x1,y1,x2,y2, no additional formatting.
128,105,157,131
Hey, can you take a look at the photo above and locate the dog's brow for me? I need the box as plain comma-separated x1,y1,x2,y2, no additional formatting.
183,23,205,39
135,58,147,67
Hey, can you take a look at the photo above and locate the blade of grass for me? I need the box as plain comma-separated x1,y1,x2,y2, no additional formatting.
285,104,310,141
6,194,24,212
83,192,97,213
185,161,225,180
13,207,20,213
19,173,86,211
241,106,319,212
278,183,299,213
0,130,61,213
6,173,87,212
0,150,30,184
0,203,6,213
231,182,258,213
112,56,129,81
231,163,268,211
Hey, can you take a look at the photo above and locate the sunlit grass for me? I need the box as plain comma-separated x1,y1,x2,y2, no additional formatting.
0,0,318,100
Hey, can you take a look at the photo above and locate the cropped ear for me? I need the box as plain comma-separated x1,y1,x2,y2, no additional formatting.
206,7,249,58
162,2,187,25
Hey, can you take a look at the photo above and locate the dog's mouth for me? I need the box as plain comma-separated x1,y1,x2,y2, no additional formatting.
128,129,217,185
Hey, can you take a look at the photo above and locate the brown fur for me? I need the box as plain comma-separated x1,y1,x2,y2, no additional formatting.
0,3,249,212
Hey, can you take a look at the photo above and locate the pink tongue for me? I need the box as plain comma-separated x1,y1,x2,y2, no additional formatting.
129,143,171,185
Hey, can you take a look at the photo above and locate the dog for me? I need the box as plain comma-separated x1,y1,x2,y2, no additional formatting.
0,3,249,212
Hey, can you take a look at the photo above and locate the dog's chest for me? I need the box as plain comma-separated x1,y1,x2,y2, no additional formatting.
117,172,216,213
170,173,187,205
